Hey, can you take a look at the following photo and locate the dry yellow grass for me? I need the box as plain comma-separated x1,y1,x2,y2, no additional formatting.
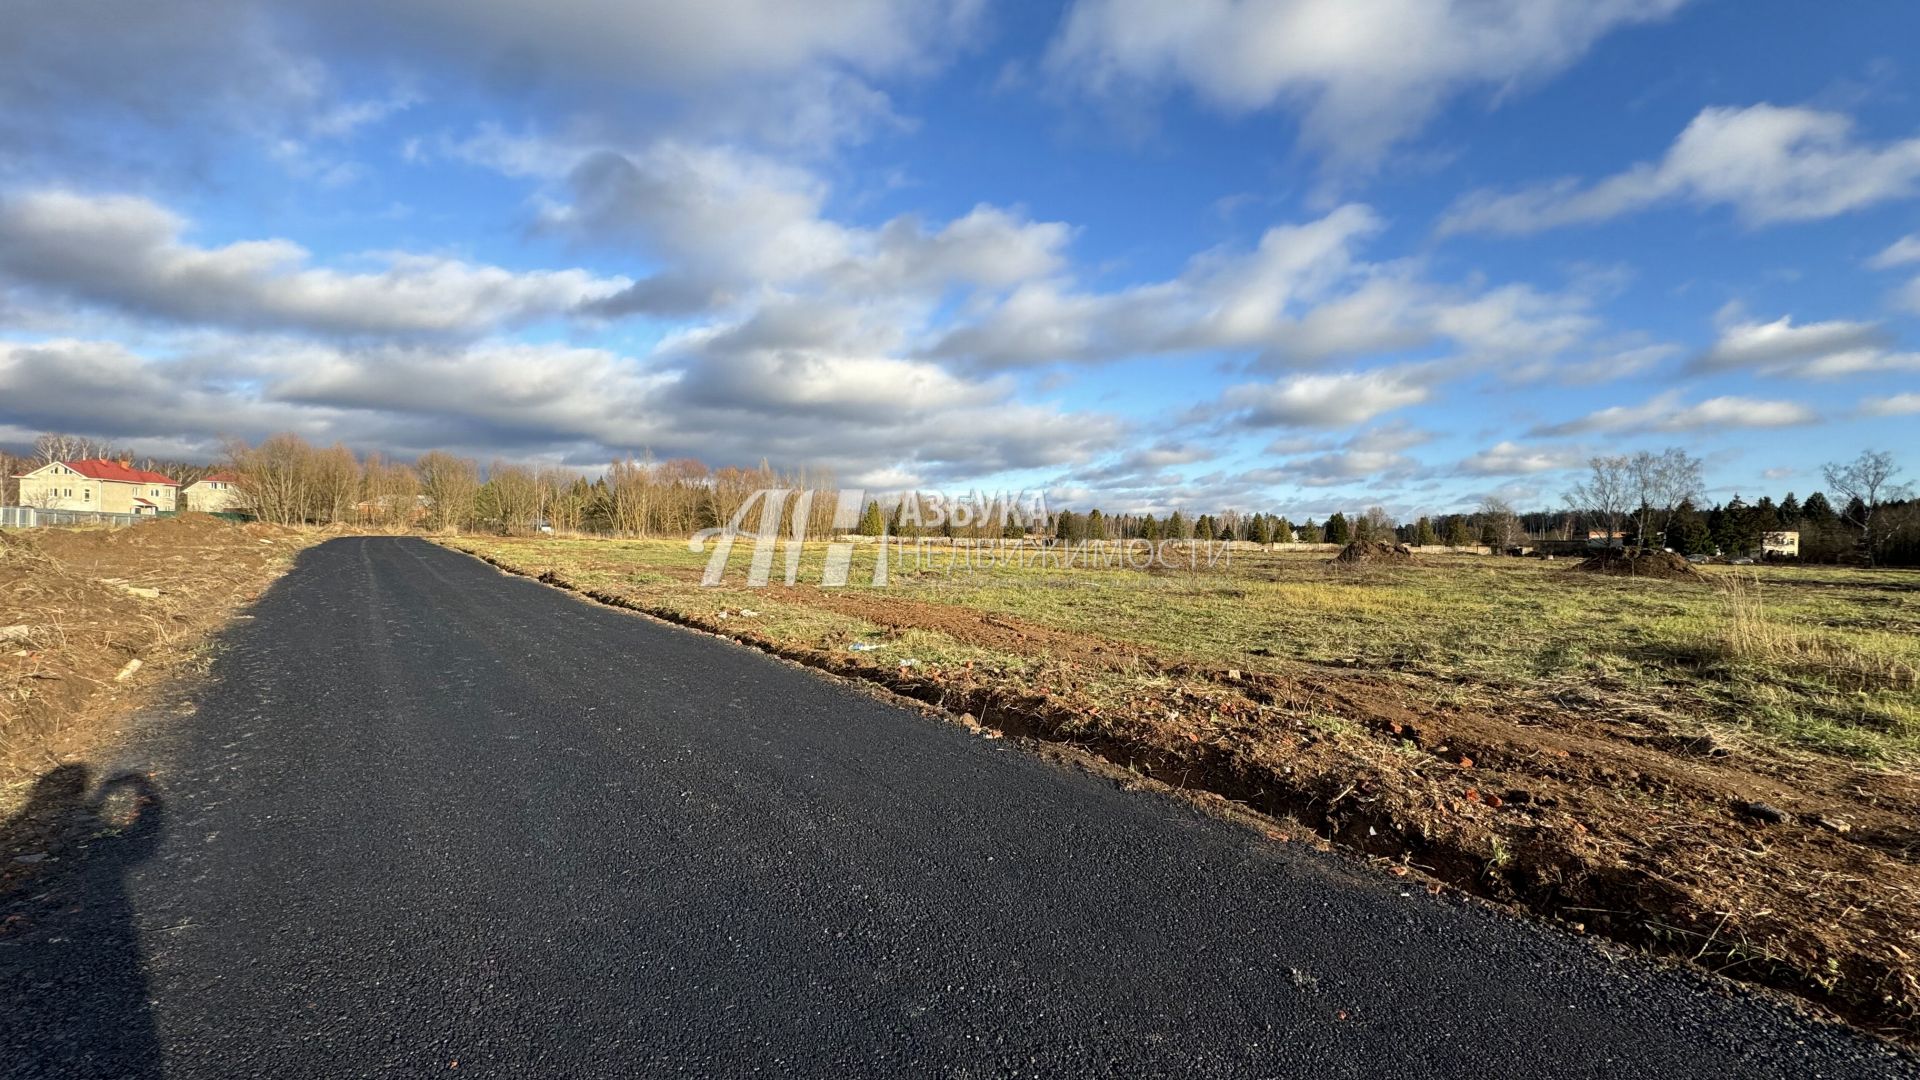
0,517,317,807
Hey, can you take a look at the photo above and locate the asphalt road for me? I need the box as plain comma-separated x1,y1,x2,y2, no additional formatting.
2,536,1911,1078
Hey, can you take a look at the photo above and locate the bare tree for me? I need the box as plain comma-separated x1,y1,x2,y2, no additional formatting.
606,455,653,536
358,453,420,528
1360,505,1396,542
1477,496,1525,552
1823,449,1911,564
417,451,479,533
34,432,123,465
227,433,314,525
0,450,19,505
308,444,359,524
1628,447,1702,549
1563,454,1631,542
545,475,590,533
483,461,541,534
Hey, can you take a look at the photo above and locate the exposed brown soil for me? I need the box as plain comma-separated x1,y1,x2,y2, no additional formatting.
461,542,1920,1044
1576,548,1703,581
0,515,307,804
1332,540,1416,565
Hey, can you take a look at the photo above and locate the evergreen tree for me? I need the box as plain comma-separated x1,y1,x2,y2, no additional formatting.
1194,514,1214,540
1140,514,1161,540
1251,514,1273,545
1779,491,1801,523
1084,508,1106,541
1845,496,1869,530
1054,510,1080,542
1298,519,1324,543
1666,499,1713,555
1273,516,1294,542
1216,518,1235,541
1325,512,1352,545
1715,495,1764,557
1444,515,1472,548
1754,495,1779,527
1414,516,1438,546
1166,510,1191,540
857,500,885,537
1802,491,1836,523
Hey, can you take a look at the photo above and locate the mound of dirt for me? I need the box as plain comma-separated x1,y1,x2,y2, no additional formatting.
1331,540,1415,565
1574,548,1702,580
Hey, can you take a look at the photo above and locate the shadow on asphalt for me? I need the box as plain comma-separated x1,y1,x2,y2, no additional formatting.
0,765,166,1079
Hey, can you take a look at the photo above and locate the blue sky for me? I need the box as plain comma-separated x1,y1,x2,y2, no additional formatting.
1,1,1916,518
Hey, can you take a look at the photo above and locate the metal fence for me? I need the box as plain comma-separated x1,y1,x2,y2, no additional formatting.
0,506,143,529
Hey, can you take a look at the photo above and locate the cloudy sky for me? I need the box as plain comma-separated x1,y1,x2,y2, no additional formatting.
2,1,1916,516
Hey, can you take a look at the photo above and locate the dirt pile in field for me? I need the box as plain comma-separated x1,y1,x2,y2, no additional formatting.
1574,548,1702,580
1331,540,1415,565
0,515,310,800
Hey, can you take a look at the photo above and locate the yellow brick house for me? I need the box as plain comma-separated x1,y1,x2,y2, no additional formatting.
13,458,180,514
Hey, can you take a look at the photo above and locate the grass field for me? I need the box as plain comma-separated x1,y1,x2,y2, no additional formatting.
446,533,1920,1040
453,535,1920,758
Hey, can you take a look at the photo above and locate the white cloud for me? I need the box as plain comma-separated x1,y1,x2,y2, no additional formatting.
303,0,978,91
0,190,629,335
1457,441,1587,476
2,1,983,180
1868,234,1920,269
927,204,1601,369
0,333,1126,485
1046,0,1683,167
0,0,329,180
1693,306,1918,378
927,203,1384,366
1221,369,1431,429
1277,448,1418,487
1442,104,1920,234
546,142,1072,299
298,0,986,151
1531,390,1819,436
1861,393,1920,417
1695,307,1884,373
1508,343,1679,384
1896,278,1920,315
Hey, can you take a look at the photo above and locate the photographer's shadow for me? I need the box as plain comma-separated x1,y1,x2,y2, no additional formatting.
0,764,166,1080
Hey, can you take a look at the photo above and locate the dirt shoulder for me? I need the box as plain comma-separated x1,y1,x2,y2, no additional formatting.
1,515,316,816
450,537,1920,1045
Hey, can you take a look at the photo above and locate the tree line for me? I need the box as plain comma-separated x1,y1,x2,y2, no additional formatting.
6,432,1914,565
1559,447,1916,566
221,435,844,536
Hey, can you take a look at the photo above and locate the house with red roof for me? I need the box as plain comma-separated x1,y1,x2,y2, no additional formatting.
182,471,246,513
13,458,180,515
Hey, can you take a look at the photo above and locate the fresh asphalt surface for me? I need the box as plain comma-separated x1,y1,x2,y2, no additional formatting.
2,538,1912,1078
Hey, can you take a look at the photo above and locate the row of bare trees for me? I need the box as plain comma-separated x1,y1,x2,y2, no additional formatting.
1564,446,1913,563
216,435,839,536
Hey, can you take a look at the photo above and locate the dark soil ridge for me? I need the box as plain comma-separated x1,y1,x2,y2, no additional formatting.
459,546,1920,1047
